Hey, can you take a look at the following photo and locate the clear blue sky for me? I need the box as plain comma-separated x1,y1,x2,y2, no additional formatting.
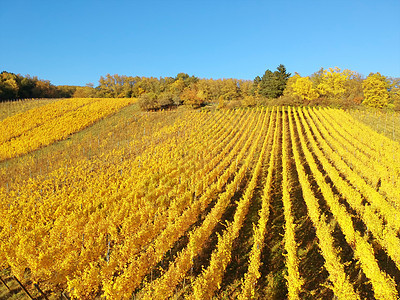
1,0,399,86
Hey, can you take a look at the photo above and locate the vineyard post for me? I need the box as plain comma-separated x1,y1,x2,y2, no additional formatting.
384,112,387,136
13,276,34,300
392,116,396,164
106,234,110,262
34,283,49,300
393,116,395,141
0,276,11,291
61,291,71,300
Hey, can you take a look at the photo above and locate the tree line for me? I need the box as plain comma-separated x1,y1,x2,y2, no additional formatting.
0,71,74,100
283,67,399,110
1,66,399,110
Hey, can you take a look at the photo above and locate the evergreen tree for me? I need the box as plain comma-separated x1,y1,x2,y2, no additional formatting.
258,69,276,98
275,64,291,95
256,64,290,98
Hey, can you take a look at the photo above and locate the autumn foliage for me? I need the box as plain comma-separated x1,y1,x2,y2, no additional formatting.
2,66,399,110
1,105,399,299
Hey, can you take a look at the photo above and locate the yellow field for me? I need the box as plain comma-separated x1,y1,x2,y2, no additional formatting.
0,98,62,122
348,109,400,144
0,102,399,299
0,98,133,161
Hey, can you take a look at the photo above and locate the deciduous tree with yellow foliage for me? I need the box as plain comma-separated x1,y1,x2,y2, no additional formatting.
362,72,389,108
317,67,354,101
284,74,319,102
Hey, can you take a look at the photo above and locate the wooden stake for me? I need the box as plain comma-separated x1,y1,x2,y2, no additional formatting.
61,291,71,300
0,276,11,291
106,234,110,262
34,283,49,300
13,276,34,300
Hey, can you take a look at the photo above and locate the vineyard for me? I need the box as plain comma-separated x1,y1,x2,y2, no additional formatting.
0,100,400,299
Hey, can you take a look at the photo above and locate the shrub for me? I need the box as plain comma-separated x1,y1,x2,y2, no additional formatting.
138,92,159,111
